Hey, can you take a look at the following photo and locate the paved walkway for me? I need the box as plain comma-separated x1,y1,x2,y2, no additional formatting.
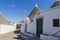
0,31,19,40
0,31,40,40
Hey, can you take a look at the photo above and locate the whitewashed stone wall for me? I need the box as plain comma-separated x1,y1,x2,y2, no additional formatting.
27,7,60,35
0,24,16,34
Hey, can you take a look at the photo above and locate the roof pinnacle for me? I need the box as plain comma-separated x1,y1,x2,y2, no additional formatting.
35,3,38,7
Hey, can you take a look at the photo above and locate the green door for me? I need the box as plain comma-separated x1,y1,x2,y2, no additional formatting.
36,18,43,37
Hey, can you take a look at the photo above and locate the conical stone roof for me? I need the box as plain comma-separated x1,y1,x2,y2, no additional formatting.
51,0,60,8
0,13,10,25
28,4,40,21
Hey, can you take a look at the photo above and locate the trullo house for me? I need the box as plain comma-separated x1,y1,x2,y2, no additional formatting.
21,0,60,40
0,12,16,34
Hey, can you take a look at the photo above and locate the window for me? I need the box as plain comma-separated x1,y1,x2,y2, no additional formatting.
53,19,59,27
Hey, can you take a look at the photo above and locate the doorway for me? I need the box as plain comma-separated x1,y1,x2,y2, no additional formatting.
36,18,43,37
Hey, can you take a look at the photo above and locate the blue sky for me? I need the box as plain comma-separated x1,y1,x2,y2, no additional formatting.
0,0,56,23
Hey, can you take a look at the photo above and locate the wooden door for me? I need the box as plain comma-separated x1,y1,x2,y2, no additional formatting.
36,18,43,37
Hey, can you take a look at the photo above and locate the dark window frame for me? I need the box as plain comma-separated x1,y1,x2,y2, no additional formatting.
53,19,59,27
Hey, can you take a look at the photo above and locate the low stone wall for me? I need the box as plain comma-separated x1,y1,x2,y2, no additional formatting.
40,34,60,40
0,24,16,34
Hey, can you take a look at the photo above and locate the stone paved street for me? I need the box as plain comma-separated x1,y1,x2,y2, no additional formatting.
0,31,19,40
0,31,40,40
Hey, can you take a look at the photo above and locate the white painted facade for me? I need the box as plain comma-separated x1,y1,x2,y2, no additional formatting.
26,6,60,40
0,23,16,34
37,7,60,35
21,0,60,40
40,34,60,40
21,22,26,33
21,20,28,33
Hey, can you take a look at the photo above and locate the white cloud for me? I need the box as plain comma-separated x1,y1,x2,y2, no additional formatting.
11,4,15,7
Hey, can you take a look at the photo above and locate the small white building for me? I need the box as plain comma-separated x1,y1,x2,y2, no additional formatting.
21,4,40,33
0,13,16,34
21,20,27,33
21,0,60,40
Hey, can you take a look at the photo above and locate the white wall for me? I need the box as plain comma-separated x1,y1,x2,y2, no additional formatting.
27,20,36,34
20,21,26,33
40,34,60,40
42,7,60,35
27,7,60,35
0,24,16,34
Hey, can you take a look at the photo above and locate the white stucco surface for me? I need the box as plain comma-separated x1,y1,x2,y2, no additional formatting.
27,7,60,35
21,7,60,40
40,34,60,40
21,23,26,33
0,24,16,34
27,21,36,34
40,7,60,35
